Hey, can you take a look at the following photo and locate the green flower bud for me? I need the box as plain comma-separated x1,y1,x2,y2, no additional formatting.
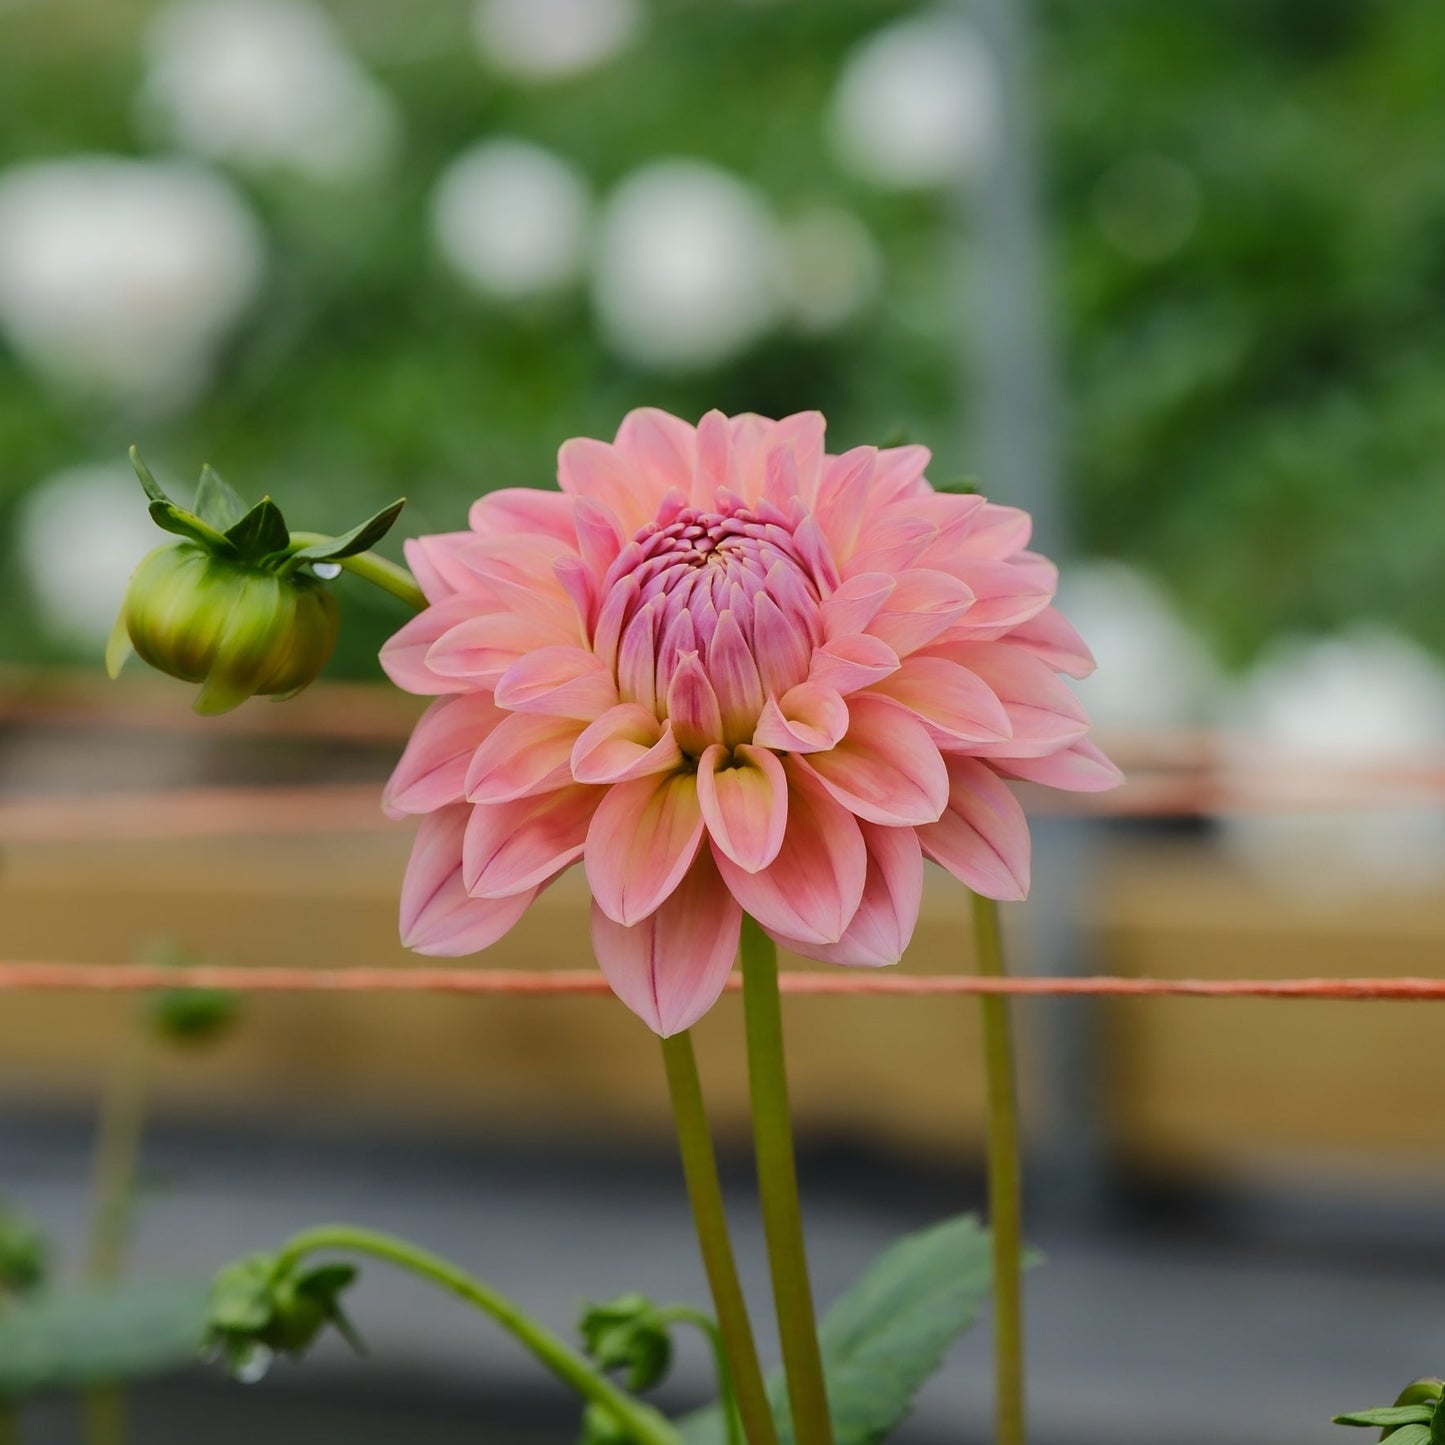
116,543,339,715
206,1253,362,1374
108,450,405,715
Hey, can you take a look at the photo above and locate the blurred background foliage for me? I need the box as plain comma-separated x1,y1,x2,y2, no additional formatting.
1,0,1442,680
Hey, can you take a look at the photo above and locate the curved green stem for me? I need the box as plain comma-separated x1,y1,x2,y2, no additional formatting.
285,533,427,612
972,894,1025,1445
739,918,833,1445
274,1226,678,1445
651,1306,745,1445
660,1033,777,1445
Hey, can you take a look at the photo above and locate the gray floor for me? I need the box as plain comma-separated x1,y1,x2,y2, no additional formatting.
3,1118,1442,1444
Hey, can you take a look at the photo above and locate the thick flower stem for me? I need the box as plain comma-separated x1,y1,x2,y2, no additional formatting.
274,1226,678,1445
972,894,1026,1445
739,918,833,1445
284,533,427,612
660,1033,778,1445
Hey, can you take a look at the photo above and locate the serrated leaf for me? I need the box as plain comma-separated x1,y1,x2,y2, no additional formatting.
679,1215,1001,1445
1334,1406,1436,1428
0,1280,209,1397
225,498,291,561
194,465,249,530
288,499,407,564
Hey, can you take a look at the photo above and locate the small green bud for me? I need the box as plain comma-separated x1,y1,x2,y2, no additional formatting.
578,1293,673,1394
206,1253,362,1374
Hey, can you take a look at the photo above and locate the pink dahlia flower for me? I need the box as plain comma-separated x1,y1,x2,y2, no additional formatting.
381,410,1121,1034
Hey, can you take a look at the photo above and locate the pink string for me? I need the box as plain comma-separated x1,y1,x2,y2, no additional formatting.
0,962,1441,1000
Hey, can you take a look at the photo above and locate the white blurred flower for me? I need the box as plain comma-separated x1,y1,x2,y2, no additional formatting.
830,13,997,190
0,157,264,409
432,139,590,302
472,0,641,81
1220,629,1445,901
17,463,161,647
1057,562,1219,733
142,0,399,183
777,207,881,335
591,160,781,372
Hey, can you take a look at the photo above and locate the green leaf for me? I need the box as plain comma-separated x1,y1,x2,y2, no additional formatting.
288,499,407,564
147,500,236,552
679,1215,1001,1445
1334,1406,1436,1428
225,498,291,561
194,465,249,530
128,447,171,507
1383,1427,1433,1445
0,1280,209,1397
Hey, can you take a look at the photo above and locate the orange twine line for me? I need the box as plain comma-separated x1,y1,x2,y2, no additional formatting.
0,963,1441,1000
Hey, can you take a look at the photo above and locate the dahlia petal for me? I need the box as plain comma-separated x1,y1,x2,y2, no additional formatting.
727,413,776,499
615,407,696,497
693,408,732,505
553,554,597,636
808,633,902,695
771,411,826,504
867,569,975,656
494,646,619,721
618,601,661,712
713,756,866,945
801,694,949,826
965,501,1033,558
814,446,877,559
380,596,488,695
425,611,573,685
752,591,813,699
822,572,896,638
753,681,850,754
708,610,766,744
462,536,583,636
666,652,725,755
1005,606,1097,679
944,557,1053,633
573,497,626,584
558,437,658,532
404,534,486,603
465,712,584,803
871,443,933,506
994,738,1124,793
590,849,740,1036
572,705,683,784
697,743,788,873
468,487,578,546
843,516,939,579
866,655,1012,744
401,806,537,955
918,756,1031,900
932,642,1089,757
772,823,922,967
586,770,705,926
463,785,601,898
761,444,800,511
792,514,842,592
384,693,507,818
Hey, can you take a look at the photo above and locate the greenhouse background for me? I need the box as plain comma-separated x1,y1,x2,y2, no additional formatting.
2,1,1444,1443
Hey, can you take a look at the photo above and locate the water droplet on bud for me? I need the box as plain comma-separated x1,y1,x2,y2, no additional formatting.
311,561,342,580
233,1343,274,1384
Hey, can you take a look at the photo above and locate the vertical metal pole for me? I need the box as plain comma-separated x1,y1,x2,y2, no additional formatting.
960,0,1113,1223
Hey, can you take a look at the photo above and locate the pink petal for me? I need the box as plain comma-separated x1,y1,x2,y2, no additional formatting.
713,756,866,945
468,487,578,546
692,408,732,504
1005,606,1097,679
770,411,826,504
808,633,902,695
944,557,1053,633
708,610,767,744
932,642,1089,757
383,693,506,817
772,823,922,967
558,437,660,533
425,611,574,686
573,497,626,583
752,592,813,699
572,705,683,784
666,652,724,755
615,407,696,497
872,444,933,506
463,784,601,898
994,738,1123,793
462,536,584,636
866,654,1012,744
697,743,788,873
590,849,740,1036
753,681,849,753
867,568,975,656
401,806,537,955
822,573,896,639
726,413,776,499
586,770,705,925
801,693,949,826
918,756,1031,900
404,534,488,603
842,516,939,579
380,596,486,695
494,646,619,721
465,712,585,803
814,446,878,559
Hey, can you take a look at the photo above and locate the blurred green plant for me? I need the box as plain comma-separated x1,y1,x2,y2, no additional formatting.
1335,1376,1445,1442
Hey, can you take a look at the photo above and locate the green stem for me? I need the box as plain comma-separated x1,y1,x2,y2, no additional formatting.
972,894,1025,1445
660,1033,777,1445
739,918,833,1445
285,533,427,612
274,1226,678,1445
0,1399,17,1445
651,1306,745,1445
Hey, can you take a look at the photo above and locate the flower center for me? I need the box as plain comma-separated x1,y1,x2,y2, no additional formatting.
599,497,825,743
